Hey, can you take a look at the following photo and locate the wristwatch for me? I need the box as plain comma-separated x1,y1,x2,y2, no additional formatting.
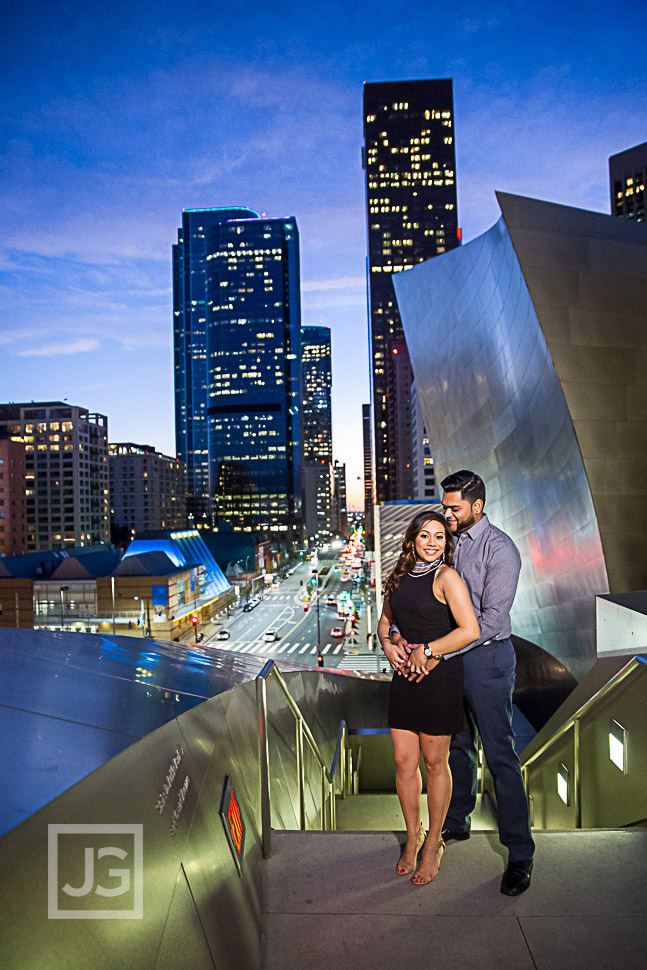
423,644,442,661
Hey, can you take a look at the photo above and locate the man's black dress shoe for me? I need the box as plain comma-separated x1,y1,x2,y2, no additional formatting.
441,827,470,843
500,859,533,896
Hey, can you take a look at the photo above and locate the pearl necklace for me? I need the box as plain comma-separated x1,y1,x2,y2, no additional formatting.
409,555,444,577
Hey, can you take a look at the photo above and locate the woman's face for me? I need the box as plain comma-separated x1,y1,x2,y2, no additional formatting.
414,520,447,561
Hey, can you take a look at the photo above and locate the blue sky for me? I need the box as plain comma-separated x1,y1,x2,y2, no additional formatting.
1,1,645,508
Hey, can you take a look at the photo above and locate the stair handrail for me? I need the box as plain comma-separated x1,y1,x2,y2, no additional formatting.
521,654,646,827
256,660,350,858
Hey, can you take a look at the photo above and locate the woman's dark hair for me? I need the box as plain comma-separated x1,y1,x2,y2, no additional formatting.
383,509,454,596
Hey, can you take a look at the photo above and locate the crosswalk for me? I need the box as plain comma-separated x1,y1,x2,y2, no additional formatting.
221,639,344,658
339,652,387,673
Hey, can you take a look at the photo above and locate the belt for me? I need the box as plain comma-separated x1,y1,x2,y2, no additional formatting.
481,637,508,646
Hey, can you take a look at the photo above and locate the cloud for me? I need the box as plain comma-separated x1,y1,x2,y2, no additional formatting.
18,337,100,357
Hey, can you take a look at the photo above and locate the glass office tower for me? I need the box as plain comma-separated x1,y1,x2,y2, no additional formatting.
174,210,302,539
363,78,459,503
174,207,259,522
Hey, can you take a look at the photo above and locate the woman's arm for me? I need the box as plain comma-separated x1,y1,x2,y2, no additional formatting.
377,596,410,673
407,568,479,680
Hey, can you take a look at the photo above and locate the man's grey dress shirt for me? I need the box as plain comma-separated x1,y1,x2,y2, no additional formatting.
448,513,521,656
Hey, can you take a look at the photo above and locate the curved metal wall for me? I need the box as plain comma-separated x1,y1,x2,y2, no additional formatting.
393,199,622,679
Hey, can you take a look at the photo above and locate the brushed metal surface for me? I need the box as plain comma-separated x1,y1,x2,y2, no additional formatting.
394,194,647,679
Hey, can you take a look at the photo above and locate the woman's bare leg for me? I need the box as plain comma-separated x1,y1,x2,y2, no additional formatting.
412,734,452,884
391,728,424,873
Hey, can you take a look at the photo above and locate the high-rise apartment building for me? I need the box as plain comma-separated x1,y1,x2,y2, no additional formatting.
0,437,27,557
610,141,646,222
109,443,187,536
300,326,333,542
0,402,109,551
363,78,459,503
173,209,302,539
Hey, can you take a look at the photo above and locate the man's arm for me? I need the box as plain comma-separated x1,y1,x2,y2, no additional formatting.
472,537,521,645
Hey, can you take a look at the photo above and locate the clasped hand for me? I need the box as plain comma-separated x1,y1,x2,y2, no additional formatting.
384,636,440,682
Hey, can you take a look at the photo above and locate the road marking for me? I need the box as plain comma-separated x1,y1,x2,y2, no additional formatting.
333,644,342,654
288,642,300,654
299,643,310,654
322,643,332,654
277,643,289,653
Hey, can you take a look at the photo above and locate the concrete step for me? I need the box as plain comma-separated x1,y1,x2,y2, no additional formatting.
262,829,647,970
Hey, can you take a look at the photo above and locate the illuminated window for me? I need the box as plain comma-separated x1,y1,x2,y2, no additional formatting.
557,763,569,805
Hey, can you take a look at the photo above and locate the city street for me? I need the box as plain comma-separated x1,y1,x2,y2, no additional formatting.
203,549,382,671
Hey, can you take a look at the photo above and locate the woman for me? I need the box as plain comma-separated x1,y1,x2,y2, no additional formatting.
378,510,479,885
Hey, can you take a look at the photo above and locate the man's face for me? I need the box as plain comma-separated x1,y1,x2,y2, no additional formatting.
442,490,481,534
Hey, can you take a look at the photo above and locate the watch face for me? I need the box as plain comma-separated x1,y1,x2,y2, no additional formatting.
423,646,433,657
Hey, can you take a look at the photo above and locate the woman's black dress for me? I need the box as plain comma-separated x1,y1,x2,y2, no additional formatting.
387,571,464,736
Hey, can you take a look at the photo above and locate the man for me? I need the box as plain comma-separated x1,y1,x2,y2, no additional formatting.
391,470,535,896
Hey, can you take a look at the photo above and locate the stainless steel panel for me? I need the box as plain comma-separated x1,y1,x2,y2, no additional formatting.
393,194,647,679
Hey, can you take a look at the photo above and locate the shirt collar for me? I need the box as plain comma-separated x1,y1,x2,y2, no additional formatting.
457,513,489,541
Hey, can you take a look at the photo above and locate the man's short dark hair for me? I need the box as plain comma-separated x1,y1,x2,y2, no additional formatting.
440,469,486,507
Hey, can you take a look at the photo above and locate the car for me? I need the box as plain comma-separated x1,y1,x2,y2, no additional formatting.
325,596,337,607
243,602,256,612
263,629,280,642
271,581,280,589
216,629,231,640
331,627,344,638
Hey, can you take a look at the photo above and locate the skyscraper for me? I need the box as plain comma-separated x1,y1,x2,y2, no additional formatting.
609,141,646,222
174,207,258,522
362,403,374,547
0,402,109,551
331,459,349,538
363,78,459,503
300,326,333,542
411,384,437,501
173,209,302,539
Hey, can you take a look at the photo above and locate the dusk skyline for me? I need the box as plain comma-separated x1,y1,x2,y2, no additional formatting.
1,1,646,509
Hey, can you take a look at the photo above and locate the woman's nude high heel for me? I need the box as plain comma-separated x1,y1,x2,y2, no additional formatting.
411,838,445,885
396,823,426,875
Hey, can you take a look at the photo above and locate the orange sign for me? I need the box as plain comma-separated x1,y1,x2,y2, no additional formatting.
220,775,246,874
228,791,243,853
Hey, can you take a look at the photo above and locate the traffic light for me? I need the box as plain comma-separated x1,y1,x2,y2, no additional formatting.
191,614,199,626
317,652,324,667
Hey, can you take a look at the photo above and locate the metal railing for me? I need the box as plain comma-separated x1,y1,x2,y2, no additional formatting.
521,655,646,827
256,660,351,858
